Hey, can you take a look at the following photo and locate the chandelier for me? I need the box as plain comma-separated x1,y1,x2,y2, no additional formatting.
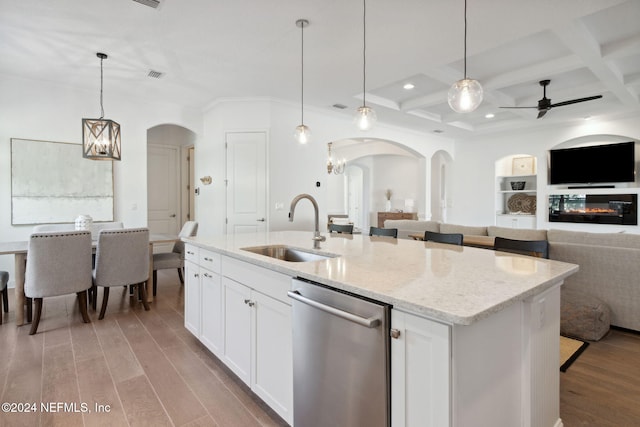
82,53,121,160
327,142,346,175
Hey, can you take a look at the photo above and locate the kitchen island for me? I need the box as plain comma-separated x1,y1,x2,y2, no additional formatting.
183,231,578,427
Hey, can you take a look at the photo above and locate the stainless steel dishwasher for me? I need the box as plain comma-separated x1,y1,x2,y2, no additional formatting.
288,278,391,427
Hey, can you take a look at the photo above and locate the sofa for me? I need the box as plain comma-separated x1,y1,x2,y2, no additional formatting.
384,219,639,341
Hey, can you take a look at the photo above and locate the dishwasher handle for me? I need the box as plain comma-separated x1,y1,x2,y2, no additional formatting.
287,290,381,328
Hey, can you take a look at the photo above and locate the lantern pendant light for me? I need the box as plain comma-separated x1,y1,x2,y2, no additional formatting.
448,0,483,113
83,52,121,160
294,19,311,144
354,0,376,131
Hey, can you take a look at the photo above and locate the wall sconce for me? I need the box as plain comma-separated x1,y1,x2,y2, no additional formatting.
200,176,212,185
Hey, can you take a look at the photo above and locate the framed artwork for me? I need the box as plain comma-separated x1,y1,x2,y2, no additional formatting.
512,156,535,175
11,138,114,225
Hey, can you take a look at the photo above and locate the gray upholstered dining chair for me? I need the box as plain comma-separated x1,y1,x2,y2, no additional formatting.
152,221,198,296
0,271,9,325
24,230,93,335
32,224,75,232
93,228,150,319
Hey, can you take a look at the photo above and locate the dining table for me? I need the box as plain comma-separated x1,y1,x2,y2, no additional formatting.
0,233,178,326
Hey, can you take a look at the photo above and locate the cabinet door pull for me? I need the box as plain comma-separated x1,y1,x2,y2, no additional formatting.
390,328,401,339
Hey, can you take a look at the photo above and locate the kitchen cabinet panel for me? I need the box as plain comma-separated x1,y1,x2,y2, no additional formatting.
184,259,200,336
222,276,252,385
391,309,450,427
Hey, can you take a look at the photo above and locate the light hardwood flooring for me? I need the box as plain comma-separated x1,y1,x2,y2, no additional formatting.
2,270,639,427
0,270,287,427
560,327,640,426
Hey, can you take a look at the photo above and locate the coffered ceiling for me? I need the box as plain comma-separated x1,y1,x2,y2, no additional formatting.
1,0,638,139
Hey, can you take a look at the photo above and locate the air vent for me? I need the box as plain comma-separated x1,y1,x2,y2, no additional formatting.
133,0,160,9
147,70,163,79
332,103,348,110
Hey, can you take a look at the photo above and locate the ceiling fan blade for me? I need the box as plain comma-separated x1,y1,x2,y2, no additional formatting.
550,95,603,108
537,109,548,119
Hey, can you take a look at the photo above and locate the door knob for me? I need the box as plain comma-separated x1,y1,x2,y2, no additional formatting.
170,214,176,218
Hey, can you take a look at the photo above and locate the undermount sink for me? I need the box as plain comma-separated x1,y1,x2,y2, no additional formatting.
241,245,338,262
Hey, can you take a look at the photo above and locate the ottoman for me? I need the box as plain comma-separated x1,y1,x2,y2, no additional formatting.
561,288,611,341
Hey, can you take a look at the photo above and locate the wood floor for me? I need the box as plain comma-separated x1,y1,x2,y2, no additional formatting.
1,270,639,426
0,270,287,427
560,327,640,426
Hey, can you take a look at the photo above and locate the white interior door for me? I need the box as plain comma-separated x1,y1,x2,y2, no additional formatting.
346,166,364,231
148,144,180,242
226,132,267,234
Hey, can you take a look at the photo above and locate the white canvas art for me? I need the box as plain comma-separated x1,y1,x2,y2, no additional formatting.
11,138,113,224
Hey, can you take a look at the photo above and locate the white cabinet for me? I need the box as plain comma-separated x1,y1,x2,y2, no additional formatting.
184,258,200,336
222,276,252,383
184,244,223,356
496,213,537,229
391,309,450,427
183,248,293,424
200,258,222,355
221,256,293,424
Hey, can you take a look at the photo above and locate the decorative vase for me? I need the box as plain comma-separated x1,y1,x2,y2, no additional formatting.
75,214,93,231
385,200,391,212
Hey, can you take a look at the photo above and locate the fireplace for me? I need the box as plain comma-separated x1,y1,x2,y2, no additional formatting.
549,194,638,225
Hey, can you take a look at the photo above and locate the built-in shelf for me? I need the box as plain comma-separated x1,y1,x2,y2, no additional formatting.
495,155,538,229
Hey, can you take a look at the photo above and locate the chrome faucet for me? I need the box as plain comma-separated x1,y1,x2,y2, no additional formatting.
289,193,326,249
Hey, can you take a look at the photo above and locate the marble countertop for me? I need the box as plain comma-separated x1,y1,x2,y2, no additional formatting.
184,231,579,325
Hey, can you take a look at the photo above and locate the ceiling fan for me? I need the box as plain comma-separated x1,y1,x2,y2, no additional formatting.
501,79,602,119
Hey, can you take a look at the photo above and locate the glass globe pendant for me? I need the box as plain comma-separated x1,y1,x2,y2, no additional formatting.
294,19,311,144
355,105,377,131
354,0,376,131
448,0,483,113
294,124,311,144
448,78,483,113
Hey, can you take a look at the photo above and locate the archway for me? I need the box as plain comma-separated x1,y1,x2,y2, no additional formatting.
146,124,197,239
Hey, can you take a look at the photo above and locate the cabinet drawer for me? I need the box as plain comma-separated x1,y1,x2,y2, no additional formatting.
184,244,199,263
222,255,291,304
200,249,221,273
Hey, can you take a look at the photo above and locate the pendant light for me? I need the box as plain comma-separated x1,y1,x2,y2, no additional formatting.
294,19,311,144
354,0,376,131
83,52,121,160
447,0,483,113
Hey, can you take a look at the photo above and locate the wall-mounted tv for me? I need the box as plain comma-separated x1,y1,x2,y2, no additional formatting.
549,141,636,185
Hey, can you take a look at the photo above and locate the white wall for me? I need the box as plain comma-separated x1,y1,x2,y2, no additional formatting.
199,98,454,237
0,74,202,284
450,115,640,233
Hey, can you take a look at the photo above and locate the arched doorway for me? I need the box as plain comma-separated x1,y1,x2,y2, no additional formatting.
146,124,197,240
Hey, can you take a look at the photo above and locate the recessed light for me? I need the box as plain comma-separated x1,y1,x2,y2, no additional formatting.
403,83,415,90
485,113,495,119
